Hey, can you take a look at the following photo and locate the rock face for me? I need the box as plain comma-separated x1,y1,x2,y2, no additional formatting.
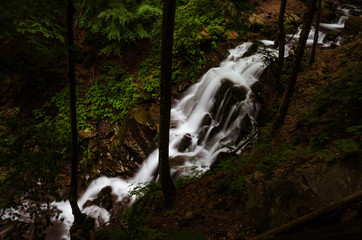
80,103,159,178
111,103,159,172
245,156,362,233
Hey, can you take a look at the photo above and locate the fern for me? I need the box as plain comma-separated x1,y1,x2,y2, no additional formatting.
88,2,161,55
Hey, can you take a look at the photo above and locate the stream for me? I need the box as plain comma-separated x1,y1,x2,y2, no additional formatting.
1,3,359,239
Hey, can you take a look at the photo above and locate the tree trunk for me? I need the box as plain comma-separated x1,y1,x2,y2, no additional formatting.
309,0,322,64
273,0,317,130
159,0,177,206
67,0,82,220
275,0,287,89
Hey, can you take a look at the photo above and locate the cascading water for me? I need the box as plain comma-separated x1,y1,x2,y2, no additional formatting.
1,2,359,239
48,42,273,240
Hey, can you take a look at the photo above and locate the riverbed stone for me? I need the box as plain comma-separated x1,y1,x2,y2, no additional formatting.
178,133,192,152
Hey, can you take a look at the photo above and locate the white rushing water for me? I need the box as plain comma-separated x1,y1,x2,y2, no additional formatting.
2,2,359,239
48,42,272,240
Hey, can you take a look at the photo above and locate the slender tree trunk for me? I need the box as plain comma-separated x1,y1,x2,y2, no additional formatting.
275,0,287,89
309,0,322,64
159,0,177,206
273,0,317,130
67,0,82,220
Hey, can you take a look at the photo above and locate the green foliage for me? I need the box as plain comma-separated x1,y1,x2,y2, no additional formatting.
173,0,227,76
87,68,140,121
174,165,208,187
129,181,162,202
79,0,161,55
335,138,359,153
34,66,140,137
138,56,161,98
213,174,248,199
0,108,69,213
347,125,362,135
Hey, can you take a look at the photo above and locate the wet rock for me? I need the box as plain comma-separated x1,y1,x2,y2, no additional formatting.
212,79,234,116
330,42,339,49
106,103,159,176
212,79,248,125
325,30,341,41
170,156,189,168
242,41,261,58
82,186,115,212
236,114,253,144
178,133,192,152
349,9,361,17
201,113,212,126
250,81,263,95
197,126,209,145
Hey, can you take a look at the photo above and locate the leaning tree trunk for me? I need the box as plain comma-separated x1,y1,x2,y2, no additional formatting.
273,0,317,130
275,0,288,89
309,0,322,64
159,0,177,206
67,2,95,239
67,0,82,220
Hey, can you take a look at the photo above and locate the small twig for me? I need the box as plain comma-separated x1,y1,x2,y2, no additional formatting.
285,12,300,45
73,0,85,30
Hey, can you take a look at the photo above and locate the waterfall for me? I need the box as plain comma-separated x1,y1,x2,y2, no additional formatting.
1,2,359,239
47,42,273,240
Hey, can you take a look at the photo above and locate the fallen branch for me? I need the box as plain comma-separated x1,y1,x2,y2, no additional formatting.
251,189,362,240
232,128,262,154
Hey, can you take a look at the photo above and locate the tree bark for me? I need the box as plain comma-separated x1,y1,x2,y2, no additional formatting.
273,0,317,130
309,0,322,64
275,0,287,89
67,0,82,220
159,0,177,206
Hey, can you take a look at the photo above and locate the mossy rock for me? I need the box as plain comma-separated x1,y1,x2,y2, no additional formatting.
325,30,341,41
130,103,159,131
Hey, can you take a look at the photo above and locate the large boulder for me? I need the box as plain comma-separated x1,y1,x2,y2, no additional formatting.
109,103,159,176
246,156,362,233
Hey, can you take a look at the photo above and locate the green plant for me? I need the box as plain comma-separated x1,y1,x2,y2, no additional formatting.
129,181,162,202
335,138,359,154
83,0,161,55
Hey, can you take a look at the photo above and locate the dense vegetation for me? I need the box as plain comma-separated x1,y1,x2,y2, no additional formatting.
0,0,361,239
0,0,252,235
